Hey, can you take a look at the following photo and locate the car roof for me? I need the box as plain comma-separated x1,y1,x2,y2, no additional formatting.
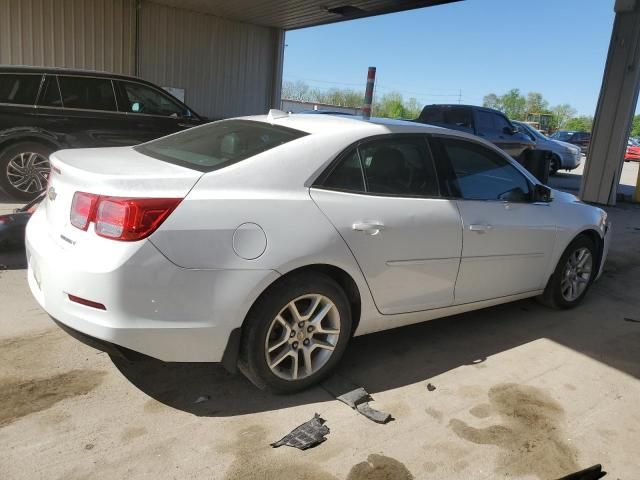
238,113,449,136
0,65,154,85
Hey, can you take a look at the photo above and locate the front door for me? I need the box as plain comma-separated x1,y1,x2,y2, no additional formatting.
431,135,557,304
311,135,463,314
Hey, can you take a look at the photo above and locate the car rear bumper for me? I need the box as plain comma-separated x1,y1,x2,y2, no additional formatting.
25,207,279,362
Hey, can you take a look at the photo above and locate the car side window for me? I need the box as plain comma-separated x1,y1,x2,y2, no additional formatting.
359,138,439,196
475,110,495,134
116,81,183,117
323,151,365,192
38,75,63,107
0,74,42,105
439,137,531,202
58,76,117,111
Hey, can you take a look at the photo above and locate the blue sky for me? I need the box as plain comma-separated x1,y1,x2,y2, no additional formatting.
283,0,636,116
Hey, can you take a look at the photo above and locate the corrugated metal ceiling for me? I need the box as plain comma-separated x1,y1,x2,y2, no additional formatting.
147,0,462,30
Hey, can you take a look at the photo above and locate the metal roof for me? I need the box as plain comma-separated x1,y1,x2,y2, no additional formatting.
148,0,462,30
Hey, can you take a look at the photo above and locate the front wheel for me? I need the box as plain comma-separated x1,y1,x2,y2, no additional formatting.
0,141,53,201
239,272,352,393
538,235,597,309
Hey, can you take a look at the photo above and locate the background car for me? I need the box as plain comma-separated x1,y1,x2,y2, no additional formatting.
513,121,582,174
415,104,535,160
26,113,610,393
0,66,206,200
550,130,591,154
625,138,640,162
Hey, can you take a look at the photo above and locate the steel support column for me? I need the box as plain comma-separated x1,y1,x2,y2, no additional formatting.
581,0,640,205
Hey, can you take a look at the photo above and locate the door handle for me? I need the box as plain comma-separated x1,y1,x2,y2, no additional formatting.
353,221,385,235
468,224,493,232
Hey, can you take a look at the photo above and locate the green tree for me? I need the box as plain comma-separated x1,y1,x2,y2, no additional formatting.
525,92,549,115
564,115,593,132
631,114,640,137
482,93,501,111
550,104,577,131
500,89,526,120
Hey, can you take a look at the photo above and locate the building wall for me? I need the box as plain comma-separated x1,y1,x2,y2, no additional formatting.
0,0,135,74
138,1,281,119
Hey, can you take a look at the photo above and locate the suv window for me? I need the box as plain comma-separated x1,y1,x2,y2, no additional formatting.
37,75,62,107
116,80,184,117
439,137,531,202
135,120,307,172
323,136,439,197
58,76,117,111
420,107,473,133
0,74,42,105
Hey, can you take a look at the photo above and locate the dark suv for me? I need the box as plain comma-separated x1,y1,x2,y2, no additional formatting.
415,105,535,160
550,130,591,154
0,67,205,200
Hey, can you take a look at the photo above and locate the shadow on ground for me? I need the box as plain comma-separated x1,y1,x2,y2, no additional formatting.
112,204,640,418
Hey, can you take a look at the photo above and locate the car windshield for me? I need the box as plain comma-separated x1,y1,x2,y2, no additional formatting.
551,131,574,141
136,120,307,172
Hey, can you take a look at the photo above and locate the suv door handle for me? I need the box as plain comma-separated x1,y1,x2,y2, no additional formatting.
469,224,493,232
353,222,385,235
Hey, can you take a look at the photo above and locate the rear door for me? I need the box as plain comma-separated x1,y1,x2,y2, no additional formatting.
56,75,134,147
310,134,462,314
430,135,557,304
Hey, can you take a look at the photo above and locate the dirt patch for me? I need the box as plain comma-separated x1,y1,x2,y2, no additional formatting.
346,454,413,480
121,426,148,442
469,403,492,419
449,383,578,478
222,425,414,480
0,369,106,427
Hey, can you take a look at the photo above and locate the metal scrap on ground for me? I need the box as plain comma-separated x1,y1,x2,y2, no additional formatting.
270,414,330,450
321,375,393,424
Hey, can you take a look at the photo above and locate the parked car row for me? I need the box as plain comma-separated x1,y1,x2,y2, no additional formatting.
0,66,205,200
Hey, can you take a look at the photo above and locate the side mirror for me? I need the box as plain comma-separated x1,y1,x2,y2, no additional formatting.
532,184,553,203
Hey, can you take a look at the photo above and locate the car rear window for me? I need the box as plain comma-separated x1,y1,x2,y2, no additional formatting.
0,74,42,105
135,120,308,172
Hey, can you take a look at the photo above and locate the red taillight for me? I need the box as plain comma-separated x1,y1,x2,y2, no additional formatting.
70,192,98,231
70,194,181,241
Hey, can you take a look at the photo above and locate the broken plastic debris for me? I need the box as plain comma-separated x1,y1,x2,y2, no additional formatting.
271,414,329,450
321,375,392,424
427,383,436,391
194,395,210,404
555,464,606,480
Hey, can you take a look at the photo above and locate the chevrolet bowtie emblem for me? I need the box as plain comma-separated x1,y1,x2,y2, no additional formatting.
47,186,57,201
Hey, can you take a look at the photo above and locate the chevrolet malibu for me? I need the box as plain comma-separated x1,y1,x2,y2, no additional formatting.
26,112,610,392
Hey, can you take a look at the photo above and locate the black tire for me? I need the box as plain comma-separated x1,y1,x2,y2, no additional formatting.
239,272,352,393
538,235,597,309
0,141,53,201
549,155,561,175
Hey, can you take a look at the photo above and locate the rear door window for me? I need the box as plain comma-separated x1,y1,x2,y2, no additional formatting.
0,74,42,105
58,76,117,111
115,80,184,117
135,120,307,172
37,75,63,107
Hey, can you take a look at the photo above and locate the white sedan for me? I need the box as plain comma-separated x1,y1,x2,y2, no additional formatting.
26,111,610,392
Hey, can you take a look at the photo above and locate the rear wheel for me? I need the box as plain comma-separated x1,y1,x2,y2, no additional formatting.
239,272,352,393
0,141,53,201
538,235,597,309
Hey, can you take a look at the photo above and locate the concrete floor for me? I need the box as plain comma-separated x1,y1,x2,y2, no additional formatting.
1,168,639,479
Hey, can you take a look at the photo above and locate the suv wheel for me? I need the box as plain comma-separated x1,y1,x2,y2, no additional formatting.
0,141,53,201
239,272,352,393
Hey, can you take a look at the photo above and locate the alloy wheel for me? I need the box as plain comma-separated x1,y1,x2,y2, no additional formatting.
6,152,50,194
265,294,341,381
560,247,593,302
